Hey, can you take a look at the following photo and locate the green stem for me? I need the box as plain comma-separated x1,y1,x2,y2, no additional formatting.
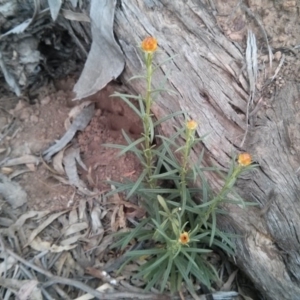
143,53,155,188
199,166,242,226
179,129,193,214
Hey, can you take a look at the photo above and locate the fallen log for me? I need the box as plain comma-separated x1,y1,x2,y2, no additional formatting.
109,1,300,299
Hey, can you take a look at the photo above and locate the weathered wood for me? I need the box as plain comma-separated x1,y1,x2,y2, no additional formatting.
113,1,300,299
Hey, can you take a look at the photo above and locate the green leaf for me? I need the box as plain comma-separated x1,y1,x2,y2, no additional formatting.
150,169,179,179
153,111,184,127
153,54,178,72
137,232,155,242
104,182,135,198
156,134,180,148
111,92,142,100
127,74,147,82
174,256,194,292
157,195,171,214
192,231,211,241
167,200,203,215
145,261,167,291
160,256,173,292
170,264,177,294
183,248,212,254
134,252,170,278
209,210,217,246
126,248,166,256
138,188,179,194
149,115,155,143
122,130,144,162
190,257,212,288
207,238,235,255
111,92,142,117
118,136,145,156
102,143,127,150
150,88,178,95
152,219,173,243
180,185,187,215
119,218,149,250
126,169,147,199
181,250,199,272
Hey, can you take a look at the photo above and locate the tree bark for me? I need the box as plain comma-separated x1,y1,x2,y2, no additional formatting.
113,1,300,299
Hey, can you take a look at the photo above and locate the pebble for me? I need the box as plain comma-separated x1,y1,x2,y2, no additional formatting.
274,51,282,62
19,109,30,121
30,115,39,123
0,116,7,128
41,96,51,106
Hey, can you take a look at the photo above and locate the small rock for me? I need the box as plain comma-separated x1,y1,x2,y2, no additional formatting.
274,51,282,62
30,115,39,123
95,109,102,116
19,109,31,121
41,96,51,106
260,55,269,62
0,116,7,128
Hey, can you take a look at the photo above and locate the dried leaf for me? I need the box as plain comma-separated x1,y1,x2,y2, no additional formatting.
55,252,68,276
0,256,16,276
64,222,89,236
25,210,69,247
9,169,31,180
118,205,126,229
95,234,114,256
111,205,119,232
1,167,13,175
63,147,87,188
0,174,27,208
3,155,39,167
221,269,238,291
52,148,66,175
26,163,36,172
91,205,103,234
43,104,94,161
86,166,95,186
62,9,90,22
0,51,21,96
47,0,62,21
73,0,124,99
74,283,113,300
60,234,86,246
68,101,93,124
30,236,77,252
17,280,41,300
0,19,32,38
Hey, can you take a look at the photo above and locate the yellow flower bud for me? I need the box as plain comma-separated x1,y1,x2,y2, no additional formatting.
186,120,197,130
179,232,190,245
141,37,158,53
238,153,252,167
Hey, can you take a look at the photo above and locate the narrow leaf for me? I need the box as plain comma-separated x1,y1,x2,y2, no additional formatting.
126,169,147,199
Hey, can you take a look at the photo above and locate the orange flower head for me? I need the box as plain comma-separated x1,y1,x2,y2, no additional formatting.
141,37,158,53
187,120,197,130
238,153,252,167
179,232,190,245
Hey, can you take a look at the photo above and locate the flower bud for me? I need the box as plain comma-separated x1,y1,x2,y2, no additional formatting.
141,37,158,52
238,153,252,166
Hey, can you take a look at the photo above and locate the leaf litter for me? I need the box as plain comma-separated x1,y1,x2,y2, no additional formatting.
0,79,162,298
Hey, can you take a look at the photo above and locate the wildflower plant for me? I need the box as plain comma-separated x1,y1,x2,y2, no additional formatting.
105,37,256,295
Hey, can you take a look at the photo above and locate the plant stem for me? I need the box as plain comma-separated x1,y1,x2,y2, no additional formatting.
199,166,242,226
144,53,155,188
178,126,195,215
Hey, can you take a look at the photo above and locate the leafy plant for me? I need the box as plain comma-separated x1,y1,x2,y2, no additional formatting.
105,37,255,294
